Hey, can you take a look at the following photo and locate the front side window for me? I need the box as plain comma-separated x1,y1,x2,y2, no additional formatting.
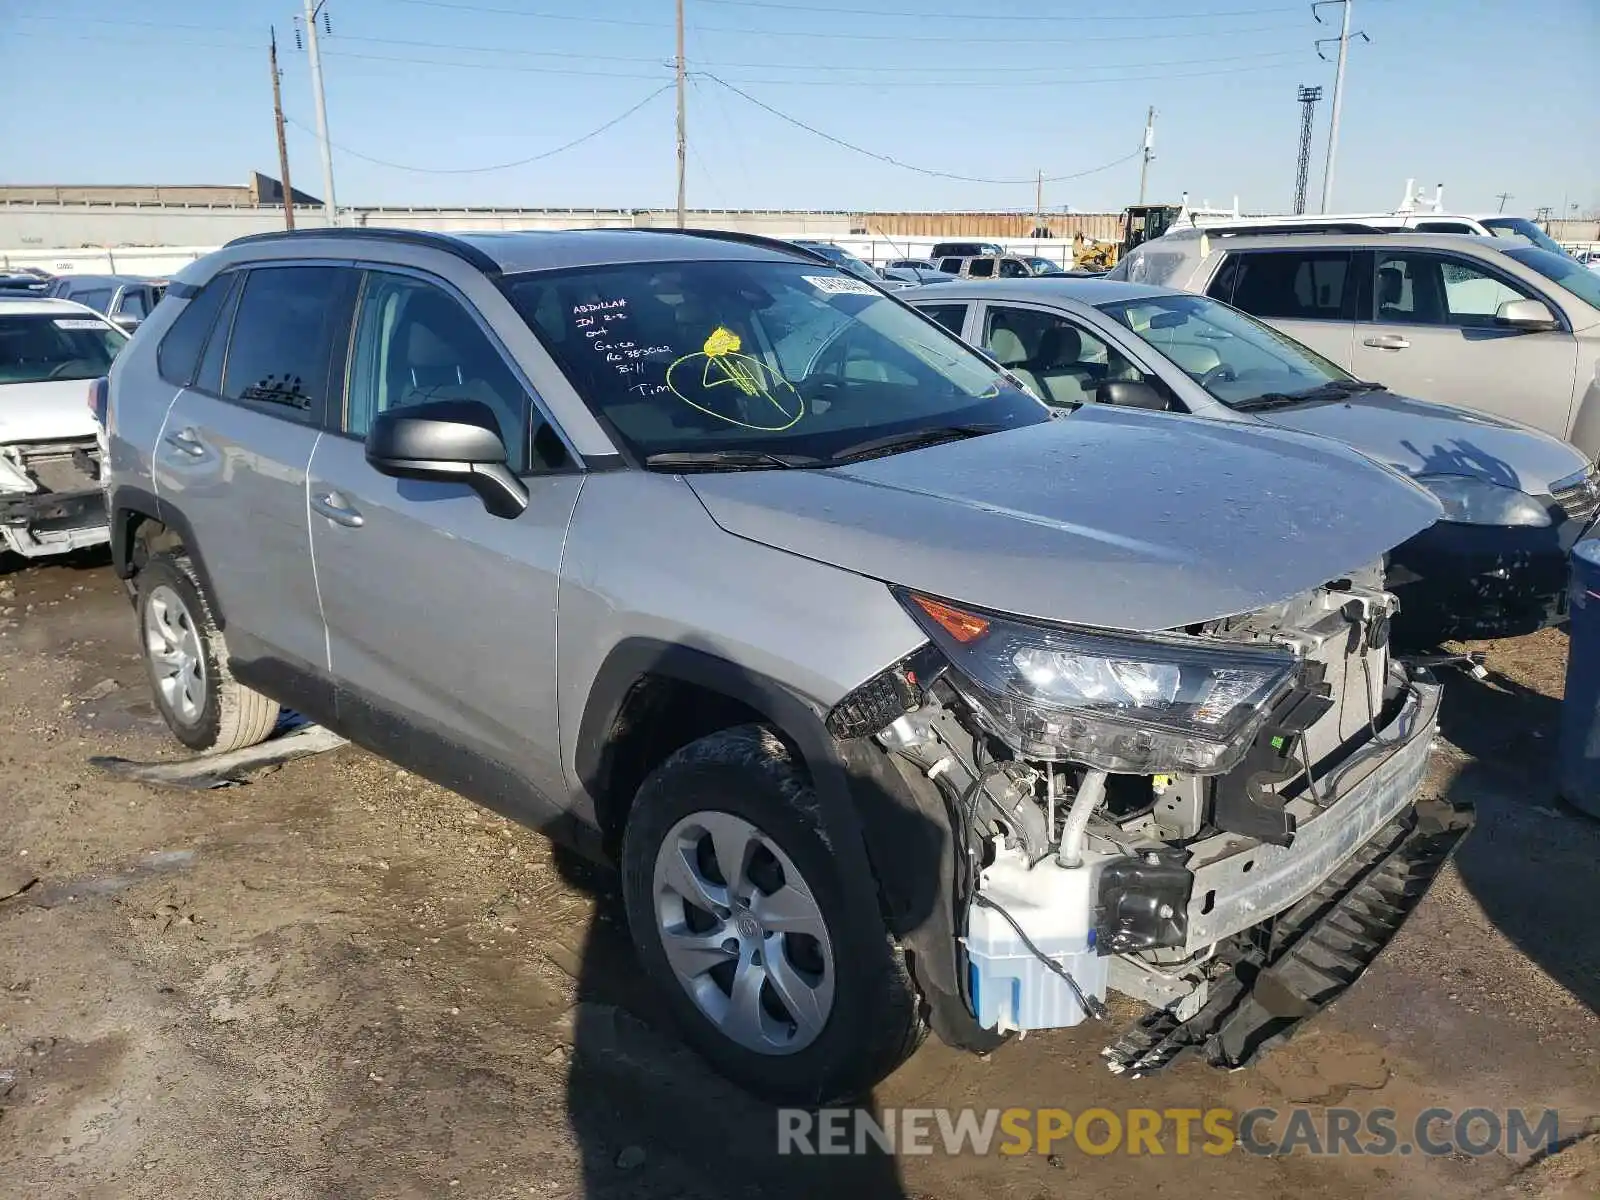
221,266,347,418
68,287,114,315
507,260,1044,462
966,258,996,278
1373,252,1533,327
982,305,1144,408
1098,292,1352,409
998,258,1030,278
0,313,126,385
1505,245,1600,311
1227,251,1353,320
116,288,149,319
347,272,561,472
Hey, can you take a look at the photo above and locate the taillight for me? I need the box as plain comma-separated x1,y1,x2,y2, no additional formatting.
88,377,109,426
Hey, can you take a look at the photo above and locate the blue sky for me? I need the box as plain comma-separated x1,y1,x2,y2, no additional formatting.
1,0,1595,217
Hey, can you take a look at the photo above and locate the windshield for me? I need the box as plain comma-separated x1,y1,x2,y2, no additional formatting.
508,260,1046,461
1481,217,1568,256
1096,292,1352,408
0,312,126,384
799,244,880,283
1504,246,1600,311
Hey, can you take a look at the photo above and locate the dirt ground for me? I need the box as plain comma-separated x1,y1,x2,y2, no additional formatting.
1,551,1596,1200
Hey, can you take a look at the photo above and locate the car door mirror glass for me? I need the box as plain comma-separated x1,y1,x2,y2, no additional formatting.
365,398,530,519
1494,298,1558,331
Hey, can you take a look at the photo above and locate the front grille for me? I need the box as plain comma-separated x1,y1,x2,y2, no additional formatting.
1552,463,1600,527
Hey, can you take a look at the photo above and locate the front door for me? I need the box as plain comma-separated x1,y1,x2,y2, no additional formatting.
1348,249,1580,437
152,264,355,708
307,268,583,825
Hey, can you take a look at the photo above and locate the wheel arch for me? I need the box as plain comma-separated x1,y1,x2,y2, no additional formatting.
109,485,225,627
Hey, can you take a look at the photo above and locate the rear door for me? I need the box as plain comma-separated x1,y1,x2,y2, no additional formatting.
1207,248,1360,367
1348,248,1580,435
306,267,583,822
152,263,356,713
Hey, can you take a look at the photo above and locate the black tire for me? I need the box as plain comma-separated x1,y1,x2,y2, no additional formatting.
621,724,924,1105
135,553,280,753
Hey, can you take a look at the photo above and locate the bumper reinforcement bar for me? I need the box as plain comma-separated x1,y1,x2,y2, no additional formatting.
1102,791,1474,1076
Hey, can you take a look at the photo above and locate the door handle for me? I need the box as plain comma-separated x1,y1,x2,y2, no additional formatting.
164,427,206,457
311,490,365,528
1362,335,1411,350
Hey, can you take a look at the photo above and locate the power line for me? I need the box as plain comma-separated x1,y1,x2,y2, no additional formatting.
691,0,1302,20
392,1,1305,44
706,58,1306,88
9,12,252,35
281,83,672,173
319,49,673,80
701,73,1142,185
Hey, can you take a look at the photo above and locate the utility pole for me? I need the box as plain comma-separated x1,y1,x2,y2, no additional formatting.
269,28,295,231
1293,85,1322,215
1035,169,1043,236
303,0,338,227
1137,106,1155,204
1494,192,1513,213
675,0,687,229
1314,0,1367,213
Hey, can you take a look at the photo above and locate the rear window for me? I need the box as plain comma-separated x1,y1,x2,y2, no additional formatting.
0,312,126,385
157,272,236,386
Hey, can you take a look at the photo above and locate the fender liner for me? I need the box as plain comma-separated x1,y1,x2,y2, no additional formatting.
108,484,225,627
576,638,981,1048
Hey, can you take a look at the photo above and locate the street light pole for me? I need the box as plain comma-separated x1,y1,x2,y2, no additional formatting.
675,0,687,229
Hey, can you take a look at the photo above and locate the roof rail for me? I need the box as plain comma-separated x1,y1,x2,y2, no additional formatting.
222,226,503,276
1206,221,1390,237
610,226,834,265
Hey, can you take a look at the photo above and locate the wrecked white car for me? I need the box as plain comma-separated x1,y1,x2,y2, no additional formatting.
0,297,124,560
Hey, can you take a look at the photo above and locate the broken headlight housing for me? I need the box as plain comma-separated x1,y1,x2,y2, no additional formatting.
901,592,1298,774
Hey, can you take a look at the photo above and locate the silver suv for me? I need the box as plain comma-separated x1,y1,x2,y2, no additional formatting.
105,227,1466,1100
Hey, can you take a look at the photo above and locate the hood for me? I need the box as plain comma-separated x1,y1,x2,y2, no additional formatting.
0,378,99,444
1259,391,1589,495
685,406,1442,632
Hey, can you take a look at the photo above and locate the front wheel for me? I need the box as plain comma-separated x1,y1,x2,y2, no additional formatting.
621,725,922,1104
135,553,280,753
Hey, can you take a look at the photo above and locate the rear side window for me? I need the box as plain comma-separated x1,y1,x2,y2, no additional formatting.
1414,221,1477,234
70,287,114,314
915,303,969,335
156,272,236,386
220,266,350,420
938,258,963,274
1228,251,1352,320
1205,255,1244,303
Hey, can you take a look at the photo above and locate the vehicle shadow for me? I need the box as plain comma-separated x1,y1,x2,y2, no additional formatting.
553,847,912,1199
1436,658,1600,1013
0,544,112,577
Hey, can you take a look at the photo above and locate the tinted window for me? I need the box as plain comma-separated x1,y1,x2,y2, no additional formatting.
508,260,1044,462
937,258,963,274
1229,251,1352,320
347,272,561,472
1204,255,1244,303
967,258,996,278
157,272,235,386
915,303,968,335
1414,221,1476,234
195,274,245,395
998,258,1029,278
116,288,149,319
0,313,126,385
1505,245,1600,310
1373,252,1532,327
220,267,347,419
69,287,114,314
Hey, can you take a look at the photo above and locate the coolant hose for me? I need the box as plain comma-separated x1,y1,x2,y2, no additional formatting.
1057,769,1108,868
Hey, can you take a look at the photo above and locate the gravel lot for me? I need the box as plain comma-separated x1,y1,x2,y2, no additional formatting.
1,551,1595,1200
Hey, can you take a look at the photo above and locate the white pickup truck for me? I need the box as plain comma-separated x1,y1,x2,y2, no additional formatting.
0,297,125,560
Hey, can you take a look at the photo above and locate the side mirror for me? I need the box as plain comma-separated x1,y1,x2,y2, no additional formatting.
111,314,142,332
365,399,530,519
1098,380,1169,410
1495,298,1558,331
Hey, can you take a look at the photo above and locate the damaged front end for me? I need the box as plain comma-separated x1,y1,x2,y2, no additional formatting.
832,565,1470,1074
0,437,110,559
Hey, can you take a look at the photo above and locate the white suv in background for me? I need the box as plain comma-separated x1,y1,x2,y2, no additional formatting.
1111,229,1600,458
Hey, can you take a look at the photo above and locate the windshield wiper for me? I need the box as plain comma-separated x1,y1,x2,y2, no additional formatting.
829,423,1004,464
1232,379,1383,412
643,449,819,471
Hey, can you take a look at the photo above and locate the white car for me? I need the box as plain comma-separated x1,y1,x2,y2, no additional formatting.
0,297,125,560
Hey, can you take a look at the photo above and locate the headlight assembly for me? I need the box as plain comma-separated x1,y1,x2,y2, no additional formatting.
901,593,1299,774
1416,475,1551,527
